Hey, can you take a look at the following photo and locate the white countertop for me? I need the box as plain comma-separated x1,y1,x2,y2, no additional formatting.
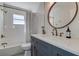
31,34,79,55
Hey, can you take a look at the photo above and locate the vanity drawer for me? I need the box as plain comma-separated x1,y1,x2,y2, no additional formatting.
31,36,77,56
51,45,76,56
36,39,52,56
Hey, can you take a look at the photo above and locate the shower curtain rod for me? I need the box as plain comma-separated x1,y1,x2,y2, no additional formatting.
0,4,27,12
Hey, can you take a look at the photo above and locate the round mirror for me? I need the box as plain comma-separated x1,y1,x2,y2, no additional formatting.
48,2,78,29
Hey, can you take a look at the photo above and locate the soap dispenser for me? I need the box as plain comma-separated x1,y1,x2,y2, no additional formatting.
66,26,71,38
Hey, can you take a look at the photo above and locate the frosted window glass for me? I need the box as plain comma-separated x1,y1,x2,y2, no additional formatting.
13,14,25,24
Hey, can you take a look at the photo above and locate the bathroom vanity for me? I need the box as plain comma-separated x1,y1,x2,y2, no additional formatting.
31,34,79,56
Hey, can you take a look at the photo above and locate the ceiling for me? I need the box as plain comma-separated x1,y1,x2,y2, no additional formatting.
4,2,43,12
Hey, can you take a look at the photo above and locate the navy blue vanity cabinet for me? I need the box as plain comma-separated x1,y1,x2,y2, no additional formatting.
31,36,77,56
36,38,53,56
51,45,76,56
31,36,52,56
31,37,38,56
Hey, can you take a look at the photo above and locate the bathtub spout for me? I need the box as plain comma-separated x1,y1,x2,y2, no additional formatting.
1,43,7,48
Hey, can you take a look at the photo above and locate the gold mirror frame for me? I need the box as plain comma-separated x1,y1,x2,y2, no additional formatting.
48,2,78,29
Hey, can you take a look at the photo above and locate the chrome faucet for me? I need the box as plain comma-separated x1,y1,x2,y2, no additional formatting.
55,28,58,36
51,29,54,36
60,32,64,37
1,42,7,48
52,28,64,37
52,28,58,36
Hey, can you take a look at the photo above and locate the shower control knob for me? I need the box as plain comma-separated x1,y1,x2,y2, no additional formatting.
1,34,5,38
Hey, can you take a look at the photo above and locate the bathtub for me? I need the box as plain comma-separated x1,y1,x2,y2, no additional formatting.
0,43,24,56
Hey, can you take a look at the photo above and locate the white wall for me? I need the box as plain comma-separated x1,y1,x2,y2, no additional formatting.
1,2,79,44
4,2,41,13
0,2,42,44
34,2,79,39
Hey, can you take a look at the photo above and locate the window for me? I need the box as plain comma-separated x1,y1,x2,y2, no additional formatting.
13,14,25,25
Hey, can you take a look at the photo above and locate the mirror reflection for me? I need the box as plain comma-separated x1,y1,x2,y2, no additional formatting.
48,2,77,29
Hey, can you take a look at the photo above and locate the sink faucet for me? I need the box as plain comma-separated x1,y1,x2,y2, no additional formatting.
52,28,58,36
60,32,64,37
54,28,58,36
1,42,7,48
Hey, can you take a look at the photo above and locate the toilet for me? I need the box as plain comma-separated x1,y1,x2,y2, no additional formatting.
21,43,31,56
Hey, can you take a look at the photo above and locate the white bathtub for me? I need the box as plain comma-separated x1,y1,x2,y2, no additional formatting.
0,43,24,56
